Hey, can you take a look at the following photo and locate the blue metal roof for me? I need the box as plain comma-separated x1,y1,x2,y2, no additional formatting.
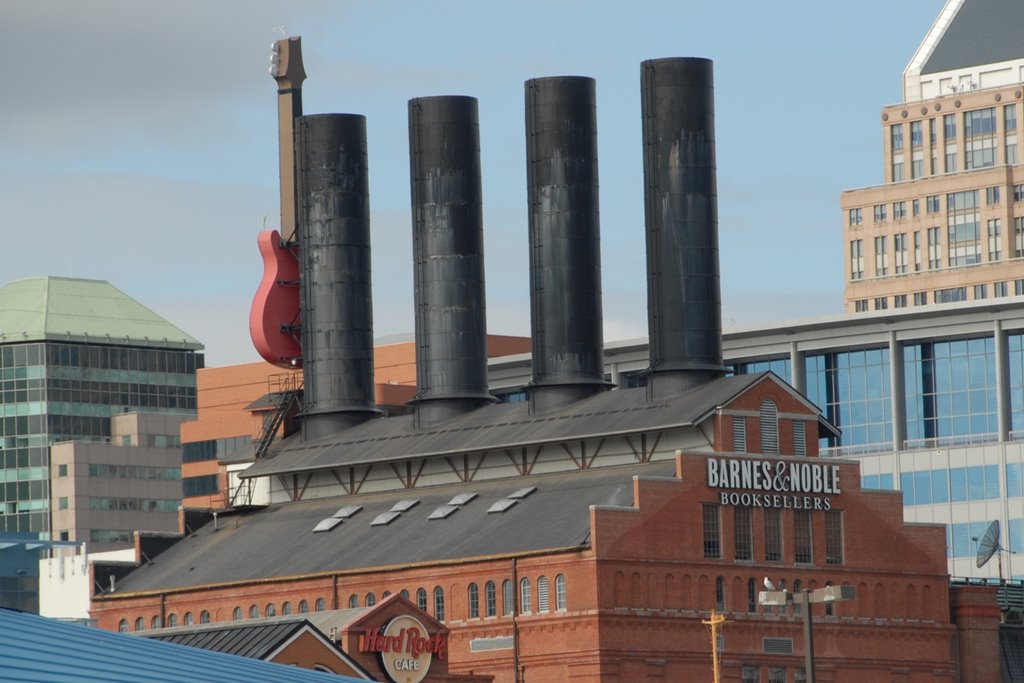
0,608,366,683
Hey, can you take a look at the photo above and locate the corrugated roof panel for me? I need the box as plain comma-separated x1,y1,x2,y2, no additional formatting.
0,609,364,683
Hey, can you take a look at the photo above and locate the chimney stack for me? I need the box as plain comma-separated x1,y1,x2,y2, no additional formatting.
641,58,727,398
525,76,610,411
408,96,494,427
296,114,378,440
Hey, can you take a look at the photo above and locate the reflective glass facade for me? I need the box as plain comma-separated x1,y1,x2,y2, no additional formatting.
904,337,997,447
806,347,891,454
0,341,200,534
732,357,791,383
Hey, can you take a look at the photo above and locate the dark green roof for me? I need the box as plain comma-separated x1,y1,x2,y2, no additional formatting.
922,0,1024,74
0,277,202,350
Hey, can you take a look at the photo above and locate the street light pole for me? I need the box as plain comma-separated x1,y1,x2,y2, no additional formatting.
795,591,815,683
759,584,855,683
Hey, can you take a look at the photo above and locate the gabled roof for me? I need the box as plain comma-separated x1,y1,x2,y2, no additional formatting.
145,616,373,679
109,462,667,595
243,373,833,479
0,276,202,350
910,0,1024,76
0,608,364,683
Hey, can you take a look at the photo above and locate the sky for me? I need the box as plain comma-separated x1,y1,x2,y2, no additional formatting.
0,1,945,366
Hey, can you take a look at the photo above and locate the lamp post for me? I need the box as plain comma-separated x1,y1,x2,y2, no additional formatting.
759,584,855,683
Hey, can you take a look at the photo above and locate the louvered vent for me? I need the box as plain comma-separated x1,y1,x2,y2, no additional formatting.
762,637,793,654
732,417,746,452
760,400,779,455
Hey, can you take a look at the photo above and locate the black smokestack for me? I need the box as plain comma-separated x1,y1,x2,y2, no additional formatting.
408,96,493,427
640,57,726,398
296,114,378,440
525,76,610,411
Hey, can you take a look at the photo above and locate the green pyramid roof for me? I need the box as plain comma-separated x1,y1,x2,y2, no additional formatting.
0,277,202,350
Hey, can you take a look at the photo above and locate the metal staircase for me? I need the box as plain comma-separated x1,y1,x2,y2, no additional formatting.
229,374,301,508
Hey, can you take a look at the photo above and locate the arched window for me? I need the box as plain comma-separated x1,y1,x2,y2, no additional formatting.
315,597,326,612
249,605,259,619
298,600,309,614
555,575,567,611
281,602,292,615
166,613,178,627
715,576,725,611
134,617,144,631
485,581,497,617
183,612,194,625
792,580,803,615
382,591,391,599
232,607,242,620
200,610,210,624
502,579,514,616
760,399,779,455
366,593,376,607
265,603,276,617
433,586,445,621
118,619,128,633
468,583,479,619
538,576,550,612
151,615,161,629
825,581,834,616
348,594,359,608
400,589,409,600
417,587,428,612
747,578,757,613
520,577,532,614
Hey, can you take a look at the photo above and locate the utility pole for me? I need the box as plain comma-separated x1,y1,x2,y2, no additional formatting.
702,610,727,683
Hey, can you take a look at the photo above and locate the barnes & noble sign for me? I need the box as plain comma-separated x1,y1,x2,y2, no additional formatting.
707,458,841,510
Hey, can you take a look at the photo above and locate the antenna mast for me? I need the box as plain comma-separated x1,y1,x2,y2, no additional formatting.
702,610,727,683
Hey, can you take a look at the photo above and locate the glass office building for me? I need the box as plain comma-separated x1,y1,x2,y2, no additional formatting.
487,298,1024,579
0,277,202,535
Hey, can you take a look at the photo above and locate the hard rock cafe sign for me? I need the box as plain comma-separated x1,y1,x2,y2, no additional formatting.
707,457,842,510
359,614,447,683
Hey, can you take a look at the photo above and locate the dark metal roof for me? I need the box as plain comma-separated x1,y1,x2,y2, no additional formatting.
243,374,799,479
111,461,671,595
922,0,1024,74
146,620,306,660
0,608,364,683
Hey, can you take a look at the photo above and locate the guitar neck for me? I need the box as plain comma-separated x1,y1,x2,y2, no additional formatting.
271,37,306,245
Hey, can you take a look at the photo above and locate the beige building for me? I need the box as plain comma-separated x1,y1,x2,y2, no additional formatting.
50,413,186,551
842,0,1024,312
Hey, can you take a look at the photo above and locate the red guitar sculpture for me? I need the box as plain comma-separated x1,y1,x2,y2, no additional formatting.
250,36,305,368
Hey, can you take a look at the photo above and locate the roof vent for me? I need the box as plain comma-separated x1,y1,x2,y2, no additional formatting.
390,499,420,513
448,492,478,506
371,511,401,527
429,505,459,520
487,499,518,514
332,505,362,519
509,487,536,499
313,517,343,533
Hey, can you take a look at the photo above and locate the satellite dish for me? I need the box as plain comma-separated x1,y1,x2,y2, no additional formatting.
976,520,1000,569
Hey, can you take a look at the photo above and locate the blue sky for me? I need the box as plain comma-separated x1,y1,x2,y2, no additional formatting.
0,1,943,365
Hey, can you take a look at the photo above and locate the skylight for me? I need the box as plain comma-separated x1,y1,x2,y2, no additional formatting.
429,505,458,520
508,486,536,499
332,505,362,519
313,517,343,533
448,492,478,506
390,499,420,513
371,511,401,527
487,499,518,514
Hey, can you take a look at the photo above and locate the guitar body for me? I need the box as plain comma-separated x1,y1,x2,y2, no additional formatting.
250,229,302,367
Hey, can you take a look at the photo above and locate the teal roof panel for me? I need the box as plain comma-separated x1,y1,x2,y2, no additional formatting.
0,277,202,350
